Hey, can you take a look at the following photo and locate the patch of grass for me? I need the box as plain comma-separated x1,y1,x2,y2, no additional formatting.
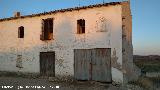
135,63,160,72
134,55,160,72
128,77,153,90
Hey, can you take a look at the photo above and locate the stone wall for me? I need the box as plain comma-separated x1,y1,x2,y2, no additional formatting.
121,1,139,82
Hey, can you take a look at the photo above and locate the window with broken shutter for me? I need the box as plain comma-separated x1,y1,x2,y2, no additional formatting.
40,18,53,40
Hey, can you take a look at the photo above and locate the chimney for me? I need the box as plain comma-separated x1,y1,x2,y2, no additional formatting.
14,12,21,17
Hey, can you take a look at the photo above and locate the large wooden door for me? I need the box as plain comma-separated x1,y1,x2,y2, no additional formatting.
74,49,92,80
40,52,55,77
92,48,111,82
74,48,111,82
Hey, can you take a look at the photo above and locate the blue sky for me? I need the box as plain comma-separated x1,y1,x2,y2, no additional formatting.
0,0,160,55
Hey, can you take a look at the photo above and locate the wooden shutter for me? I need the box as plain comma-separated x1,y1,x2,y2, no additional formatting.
82,20,85,33
20,27,24,38
77,20,80,34
48,19,53,33
40,19,45,40
48,19,53,40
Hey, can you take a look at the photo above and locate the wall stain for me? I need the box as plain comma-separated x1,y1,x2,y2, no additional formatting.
42,43,48,50
16,55,23,68
23,55,35,62
96,17,111,32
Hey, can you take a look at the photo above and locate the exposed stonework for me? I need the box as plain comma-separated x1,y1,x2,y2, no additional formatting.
111,48,122,71
121,1,140,83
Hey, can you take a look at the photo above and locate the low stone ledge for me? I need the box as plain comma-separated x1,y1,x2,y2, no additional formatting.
0,71,40,78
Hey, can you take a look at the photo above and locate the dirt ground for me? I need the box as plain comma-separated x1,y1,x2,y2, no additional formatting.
0,77,121,90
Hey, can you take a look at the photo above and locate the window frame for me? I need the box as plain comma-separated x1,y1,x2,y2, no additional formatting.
77,19,85,34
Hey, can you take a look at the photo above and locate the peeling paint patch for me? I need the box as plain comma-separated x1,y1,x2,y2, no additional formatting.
23,55,35,62
10,47,16,53
16,55,23,68
56,58,65,68
111,48,122,71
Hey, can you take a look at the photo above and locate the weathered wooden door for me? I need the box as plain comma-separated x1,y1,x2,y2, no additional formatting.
74,48,111,82
92,48,111,82
74,49,92,80
40,52,55,77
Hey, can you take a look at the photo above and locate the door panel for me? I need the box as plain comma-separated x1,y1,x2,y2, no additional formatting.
92,48,111,82
74,49,91,80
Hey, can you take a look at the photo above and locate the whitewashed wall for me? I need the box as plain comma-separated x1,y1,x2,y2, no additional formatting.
0,5,123,83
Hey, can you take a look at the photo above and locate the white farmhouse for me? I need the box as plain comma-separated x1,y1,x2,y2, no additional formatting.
0,1,137,83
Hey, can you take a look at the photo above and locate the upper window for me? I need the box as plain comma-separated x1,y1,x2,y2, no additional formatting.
77,19,85,34
18,26,24,38
40,18,53,40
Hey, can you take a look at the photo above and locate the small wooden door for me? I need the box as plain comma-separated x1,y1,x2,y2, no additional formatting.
40,52,55,77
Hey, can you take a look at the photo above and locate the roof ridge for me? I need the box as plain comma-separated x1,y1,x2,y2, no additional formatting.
0,1,124,22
